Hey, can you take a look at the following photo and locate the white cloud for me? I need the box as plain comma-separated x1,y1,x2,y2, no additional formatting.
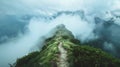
103,42,116,53
1,0,119,15
112,0,120,10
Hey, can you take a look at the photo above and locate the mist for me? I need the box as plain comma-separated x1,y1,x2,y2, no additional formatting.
0,0,120,67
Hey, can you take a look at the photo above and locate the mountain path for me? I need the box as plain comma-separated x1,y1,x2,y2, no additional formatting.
57,42,69,67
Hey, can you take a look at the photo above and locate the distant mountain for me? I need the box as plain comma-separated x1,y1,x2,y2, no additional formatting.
15,24,120,67
91,16,120,58
0,15,30,43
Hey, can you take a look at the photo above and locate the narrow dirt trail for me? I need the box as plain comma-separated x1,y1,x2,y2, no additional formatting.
57,42,69,67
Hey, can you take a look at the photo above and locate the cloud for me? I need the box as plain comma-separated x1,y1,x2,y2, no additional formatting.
112,0,120,10
103,42,116,55
0,0,119,15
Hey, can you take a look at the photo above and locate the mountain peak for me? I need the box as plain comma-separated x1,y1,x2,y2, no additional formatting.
53,24,74,39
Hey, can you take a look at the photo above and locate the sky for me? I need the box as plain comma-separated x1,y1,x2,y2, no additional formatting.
0,0,120,15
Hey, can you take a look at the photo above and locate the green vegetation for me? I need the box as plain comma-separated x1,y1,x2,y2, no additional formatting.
66,45,120,67
15,25,120,67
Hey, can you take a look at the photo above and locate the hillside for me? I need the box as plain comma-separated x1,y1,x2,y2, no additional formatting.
15,24,120,67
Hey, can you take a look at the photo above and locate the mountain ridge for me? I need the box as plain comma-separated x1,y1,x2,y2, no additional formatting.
15,24,120,67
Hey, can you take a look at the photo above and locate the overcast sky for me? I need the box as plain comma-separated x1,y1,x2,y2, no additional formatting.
0,0,120,15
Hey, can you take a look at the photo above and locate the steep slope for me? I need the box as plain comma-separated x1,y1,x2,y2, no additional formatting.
15,24,120,67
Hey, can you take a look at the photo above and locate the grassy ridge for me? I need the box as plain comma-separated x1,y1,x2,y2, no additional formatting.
15,25,120,67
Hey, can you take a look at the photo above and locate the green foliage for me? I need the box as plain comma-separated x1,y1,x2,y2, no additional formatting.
15,51,40,67
67,45,120,67
70,38,81,45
